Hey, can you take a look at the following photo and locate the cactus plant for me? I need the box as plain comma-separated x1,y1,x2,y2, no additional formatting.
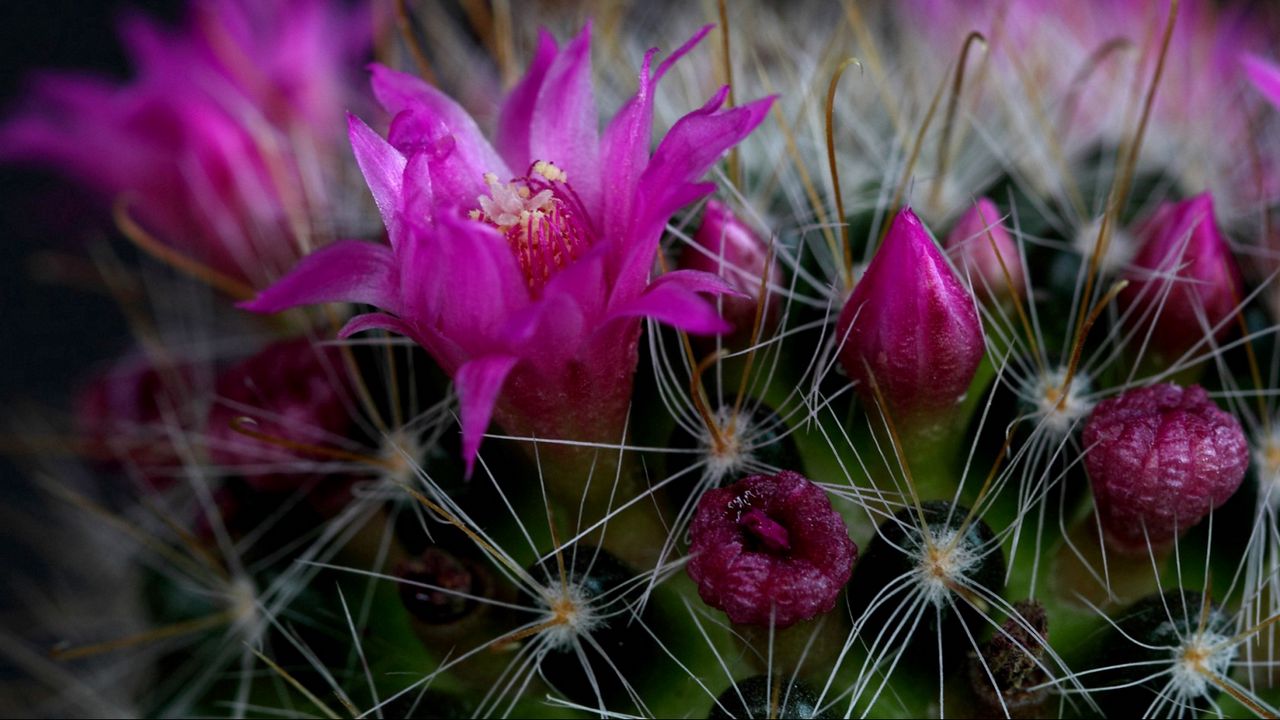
5,1,1280,718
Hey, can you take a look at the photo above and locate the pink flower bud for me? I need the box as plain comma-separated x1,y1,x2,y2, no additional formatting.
679,200,782,345
687,471,856,628
836,208,985,423
944,198,1024,303
1083,383,1248,555
1120,193,1243,360
206,338,358,493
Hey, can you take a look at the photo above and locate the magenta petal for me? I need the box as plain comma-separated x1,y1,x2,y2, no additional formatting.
398,212,528,348
496,28,558,170
619,93,775,297
338,312,417,341
348,113,407,246
370,63,508,184
455,355,520,476
239,240,399,314
530,24,601,221
599,47,659,243
648,268,749,298
607,271,737,336
1244,53,1280,109
637,92,774,229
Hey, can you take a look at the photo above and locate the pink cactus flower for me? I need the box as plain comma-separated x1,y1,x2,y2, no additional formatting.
837,208,985,425
243,24,774,472
944,198,1025,303
1083,383,1248,555
1119,193,1243,361
0,0,373,289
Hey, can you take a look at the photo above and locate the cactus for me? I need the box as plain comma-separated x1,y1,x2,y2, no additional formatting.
6,1,1280,718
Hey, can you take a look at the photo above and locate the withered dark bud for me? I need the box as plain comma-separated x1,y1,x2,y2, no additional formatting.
968,600,1050,718
397,547,487,625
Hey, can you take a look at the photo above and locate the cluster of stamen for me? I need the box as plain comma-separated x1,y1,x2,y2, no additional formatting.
472,161,590,294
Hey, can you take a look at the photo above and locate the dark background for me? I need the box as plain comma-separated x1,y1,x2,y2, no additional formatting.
0,1,176,410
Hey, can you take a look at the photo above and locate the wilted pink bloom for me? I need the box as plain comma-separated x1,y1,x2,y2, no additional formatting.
944,198,1024,303
244,24,773,471
1119,193,1243,360
75,353,195,489
0,0,373,288
837,208,985,425
679,200,782,346
687,471,856,628
206,337,360,493
1083,383,1248,555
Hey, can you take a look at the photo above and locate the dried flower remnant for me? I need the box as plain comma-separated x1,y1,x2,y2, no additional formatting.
205,337,359,494
74,353,194,489
1082,383,1248,555
687,471,855,628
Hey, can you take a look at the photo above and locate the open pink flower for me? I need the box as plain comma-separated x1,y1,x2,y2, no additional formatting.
243,24,774,472
0,0,373,288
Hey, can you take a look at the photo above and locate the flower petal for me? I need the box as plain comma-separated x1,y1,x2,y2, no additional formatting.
348,113,407,247
238,240,399,314
635,91,775,238
615,92,775,301
496,28,558,171
600,25,713,243
530,24,600,222
455,355,520,476
397,209,528,350
338,312,416,340
606,269,739,335
370,63,508,199
1244,53,1280,109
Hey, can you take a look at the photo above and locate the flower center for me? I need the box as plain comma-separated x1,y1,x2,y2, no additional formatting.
472,161,592,294
739,508,791,553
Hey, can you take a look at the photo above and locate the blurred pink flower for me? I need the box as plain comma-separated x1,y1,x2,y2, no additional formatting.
245,24,774,471
902,0,1280,213
1119,192,1243,361
944,197,1025,304
0,0,374,288
679,199,783,347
